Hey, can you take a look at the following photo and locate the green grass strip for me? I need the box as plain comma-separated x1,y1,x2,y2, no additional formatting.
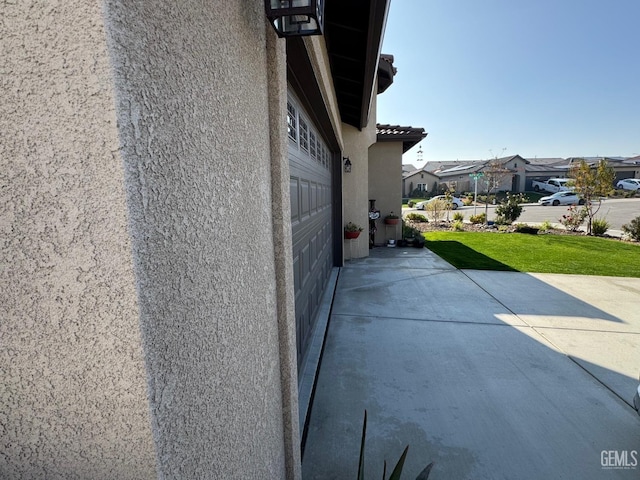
424,231,640,277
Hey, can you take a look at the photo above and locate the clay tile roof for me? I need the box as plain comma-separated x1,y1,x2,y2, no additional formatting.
376,124,428,153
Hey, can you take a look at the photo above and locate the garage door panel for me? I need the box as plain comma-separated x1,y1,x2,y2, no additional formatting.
288,93,334,372
290,177,300,222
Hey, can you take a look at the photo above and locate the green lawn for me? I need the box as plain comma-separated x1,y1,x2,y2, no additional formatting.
424,231,640,277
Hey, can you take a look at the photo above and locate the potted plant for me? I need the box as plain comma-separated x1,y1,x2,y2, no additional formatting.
384,212,400,225
344,222,363,239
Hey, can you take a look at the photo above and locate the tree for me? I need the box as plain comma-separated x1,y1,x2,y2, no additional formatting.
480,159,512,223
568,159,615,235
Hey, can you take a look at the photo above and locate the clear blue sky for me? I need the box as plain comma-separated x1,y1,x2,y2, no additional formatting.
377,0,640,166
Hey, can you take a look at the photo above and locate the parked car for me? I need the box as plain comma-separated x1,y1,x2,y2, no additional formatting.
416,195,464,210
616,178,640,191
538,191,585,206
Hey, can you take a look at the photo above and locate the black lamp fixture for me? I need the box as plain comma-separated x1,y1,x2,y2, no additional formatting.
265,0,324,37
343,157,352,173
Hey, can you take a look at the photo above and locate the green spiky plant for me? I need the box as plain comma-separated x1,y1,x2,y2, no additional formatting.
357,411,434,480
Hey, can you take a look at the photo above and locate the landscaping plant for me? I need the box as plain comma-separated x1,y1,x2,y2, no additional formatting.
452,212,464,222
426,199,447,222
622,216,640,241
559,205,587,232
405,213,428,223
469,213,486,224
539,220,552,232
494,193,527,224
591,217,610,236
451,220,465,231
357,411,433,480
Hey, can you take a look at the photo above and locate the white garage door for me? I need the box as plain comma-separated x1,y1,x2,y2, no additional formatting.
287,93,334,371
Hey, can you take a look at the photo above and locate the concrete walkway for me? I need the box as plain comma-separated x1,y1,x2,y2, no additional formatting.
302,247,640,479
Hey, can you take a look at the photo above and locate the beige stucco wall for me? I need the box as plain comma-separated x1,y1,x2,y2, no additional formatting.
103,1,297,478
1,1,157,478
369,142,404,244
2,0,301,479
342,112,378,259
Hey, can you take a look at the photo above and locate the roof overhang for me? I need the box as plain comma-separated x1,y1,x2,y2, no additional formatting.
377,124,428,153
324,0,390,130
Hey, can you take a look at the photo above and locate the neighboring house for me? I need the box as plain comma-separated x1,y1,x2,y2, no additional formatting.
525,156,640,188
403,167,440,196
2,1,403,479
404,154,639,195
404,155,528,195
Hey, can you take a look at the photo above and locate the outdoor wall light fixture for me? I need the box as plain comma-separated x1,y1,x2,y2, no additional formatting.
265,0,324,37
343,157,352,173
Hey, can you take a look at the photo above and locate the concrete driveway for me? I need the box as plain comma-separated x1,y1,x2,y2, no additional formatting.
302,248,640,479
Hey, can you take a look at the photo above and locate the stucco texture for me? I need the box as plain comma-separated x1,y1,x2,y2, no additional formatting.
103,0,293,478
369,142,403,243
342,98,378,259
1,1,157,479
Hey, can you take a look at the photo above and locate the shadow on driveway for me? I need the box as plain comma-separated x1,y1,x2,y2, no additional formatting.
302,248,640,480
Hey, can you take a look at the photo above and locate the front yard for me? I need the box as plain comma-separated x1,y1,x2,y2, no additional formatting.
424,231,640,277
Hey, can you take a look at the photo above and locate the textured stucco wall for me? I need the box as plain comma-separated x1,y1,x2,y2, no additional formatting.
103,1,295,478
0,1,157,478
369,142,403,243
266,24,303,480
342,100,378,259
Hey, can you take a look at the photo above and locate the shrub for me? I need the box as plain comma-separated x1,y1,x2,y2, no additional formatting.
539,220,552,232
494,193,527,224
406,212,428,223
622,216,640,241
591,217,610,236
408,200,415,208
514,223,539,235
469,213,486,224
402,223,421,239
451,220,465,231
452,212,464,222
559,205,587,232
426,199,447,222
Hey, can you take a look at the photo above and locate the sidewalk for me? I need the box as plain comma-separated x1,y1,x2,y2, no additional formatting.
302,247,640,479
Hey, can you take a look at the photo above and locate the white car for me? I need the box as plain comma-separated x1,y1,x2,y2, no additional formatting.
616,178,640,191
538,191,585,206
416,195,464,210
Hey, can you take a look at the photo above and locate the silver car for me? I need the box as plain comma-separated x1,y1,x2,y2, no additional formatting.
616,178,640,191
538,191,585,206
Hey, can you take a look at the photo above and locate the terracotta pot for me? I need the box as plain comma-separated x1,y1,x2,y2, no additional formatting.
344,231,361,239
384,218,399,225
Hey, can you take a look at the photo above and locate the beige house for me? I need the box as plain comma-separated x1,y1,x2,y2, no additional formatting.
1,1,423,479
403,168,441,196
